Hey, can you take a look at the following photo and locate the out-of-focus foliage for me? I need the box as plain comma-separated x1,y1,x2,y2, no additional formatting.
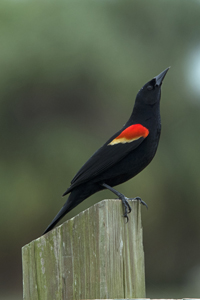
1,0,200,299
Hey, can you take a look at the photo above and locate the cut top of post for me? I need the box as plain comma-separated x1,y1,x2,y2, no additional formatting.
22,199,146,300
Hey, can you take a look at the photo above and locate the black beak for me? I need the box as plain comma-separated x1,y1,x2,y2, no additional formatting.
154,67,170,86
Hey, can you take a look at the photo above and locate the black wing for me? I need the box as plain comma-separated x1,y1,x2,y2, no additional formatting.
64,130,148,195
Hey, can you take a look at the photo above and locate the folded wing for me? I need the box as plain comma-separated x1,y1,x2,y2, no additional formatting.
63,124,149,195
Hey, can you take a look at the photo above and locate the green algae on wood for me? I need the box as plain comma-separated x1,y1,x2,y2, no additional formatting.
22,199,146,300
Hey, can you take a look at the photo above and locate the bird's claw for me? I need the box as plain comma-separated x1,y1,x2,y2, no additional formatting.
124,214,129,223
129,196,148,210
121,195,148,222
121,197,132,222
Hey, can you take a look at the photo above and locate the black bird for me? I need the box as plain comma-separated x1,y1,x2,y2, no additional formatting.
44,68,169,234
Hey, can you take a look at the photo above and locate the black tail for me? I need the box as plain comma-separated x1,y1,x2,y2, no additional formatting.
43,202,70,234
43,192,78,235
43,185,88,235
43,182,100,235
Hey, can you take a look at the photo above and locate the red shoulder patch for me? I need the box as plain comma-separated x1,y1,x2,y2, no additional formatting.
109,124,149,145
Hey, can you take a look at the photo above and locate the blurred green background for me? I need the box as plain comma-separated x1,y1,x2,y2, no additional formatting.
1,0,200,299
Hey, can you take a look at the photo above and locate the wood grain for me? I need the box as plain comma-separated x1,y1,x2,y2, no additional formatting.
22,199,146,300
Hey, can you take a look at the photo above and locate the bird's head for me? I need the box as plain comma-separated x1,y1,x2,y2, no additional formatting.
136,67,170,106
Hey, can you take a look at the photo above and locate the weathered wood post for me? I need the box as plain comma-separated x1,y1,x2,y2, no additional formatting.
22,199,146,300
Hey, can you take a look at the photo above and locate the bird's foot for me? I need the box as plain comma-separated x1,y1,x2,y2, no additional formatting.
122,197,148,222
120,196,132,222
129,197,148,209
101,183,147,222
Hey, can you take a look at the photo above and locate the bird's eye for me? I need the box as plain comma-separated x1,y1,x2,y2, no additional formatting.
147,85,153,91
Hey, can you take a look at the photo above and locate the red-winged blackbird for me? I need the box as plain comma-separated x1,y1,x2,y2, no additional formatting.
44,68,169,234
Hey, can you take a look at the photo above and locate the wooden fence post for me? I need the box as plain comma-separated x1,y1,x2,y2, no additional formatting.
22,199,146,300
